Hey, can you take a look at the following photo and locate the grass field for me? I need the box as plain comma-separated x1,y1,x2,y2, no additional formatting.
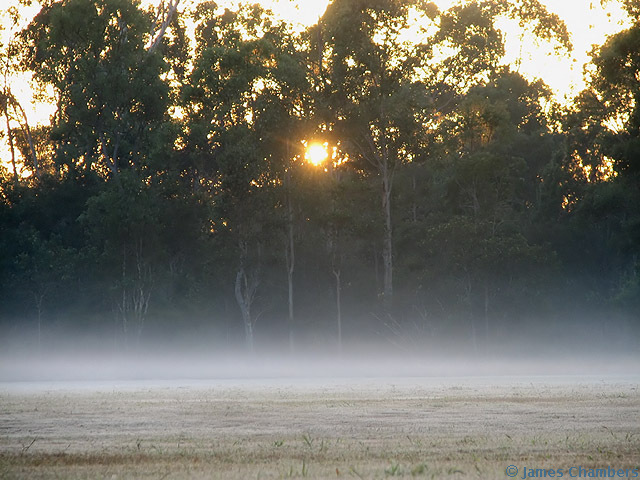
1,376,639,479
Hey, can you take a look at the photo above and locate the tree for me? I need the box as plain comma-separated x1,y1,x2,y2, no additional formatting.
20,0,171,179
7,0,636,352
184,3,294,350
0,172,99,347
80,173,162,348
311,0,433,308
0,90,41,180
398,69,560,347
0,4,41,181
312,0,569,310
558,10,640,324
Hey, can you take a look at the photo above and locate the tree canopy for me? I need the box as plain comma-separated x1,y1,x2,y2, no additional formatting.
0,0,637,354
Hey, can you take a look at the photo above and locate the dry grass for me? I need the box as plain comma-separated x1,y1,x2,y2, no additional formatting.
1,377,639,479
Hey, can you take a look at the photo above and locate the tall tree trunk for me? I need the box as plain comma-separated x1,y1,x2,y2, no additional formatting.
34,292,43,353
114,240,153,349
381,161,393,308
234,241,258,353
235,267,255,352
133,240,152,347
328,162,343,353
334,268,342,352
353,128,395,309
120,244,129,350
285,166,296,353
465,274,477,352
286,200,295,352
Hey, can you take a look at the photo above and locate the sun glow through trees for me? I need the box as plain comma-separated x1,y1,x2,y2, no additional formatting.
305,143,329,166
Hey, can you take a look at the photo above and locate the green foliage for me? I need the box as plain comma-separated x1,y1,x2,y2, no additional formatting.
20,0,170,178
550,13,640,323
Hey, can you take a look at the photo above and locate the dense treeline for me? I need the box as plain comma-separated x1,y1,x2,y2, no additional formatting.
0,0,638,354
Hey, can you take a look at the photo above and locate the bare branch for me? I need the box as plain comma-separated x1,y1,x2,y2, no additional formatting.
147,0,180,54
6,90,40,180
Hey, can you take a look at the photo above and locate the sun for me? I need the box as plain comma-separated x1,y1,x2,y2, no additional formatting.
305,143,328,166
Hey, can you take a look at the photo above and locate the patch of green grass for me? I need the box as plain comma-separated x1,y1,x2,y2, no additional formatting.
411,462,428,475
385,462,403,476
302,434,313,449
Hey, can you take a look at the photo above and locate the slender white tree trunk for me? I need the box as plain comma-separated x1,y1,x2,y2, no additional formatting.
235,268,255,352
286,204,295,352
284,166,296,353
381,162,393,308
234,240,258,353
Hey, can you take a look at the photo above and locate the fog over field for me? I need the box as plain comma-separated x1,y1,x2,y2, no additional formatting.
2,330,639,479
0,348,639,384
1,322,639,382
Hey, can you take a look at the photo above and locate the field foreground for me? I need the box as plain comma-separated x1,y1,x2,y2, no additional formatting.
1,376,639,479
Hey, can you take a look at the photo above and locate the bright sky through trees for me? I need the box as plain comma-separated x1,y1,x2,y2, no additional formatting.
0,0,632,175
0,0,631,128
255,0,630,100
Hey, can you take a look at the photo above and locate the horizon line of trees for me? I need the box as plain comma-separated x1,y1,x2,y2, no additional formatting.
0,0,638,354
